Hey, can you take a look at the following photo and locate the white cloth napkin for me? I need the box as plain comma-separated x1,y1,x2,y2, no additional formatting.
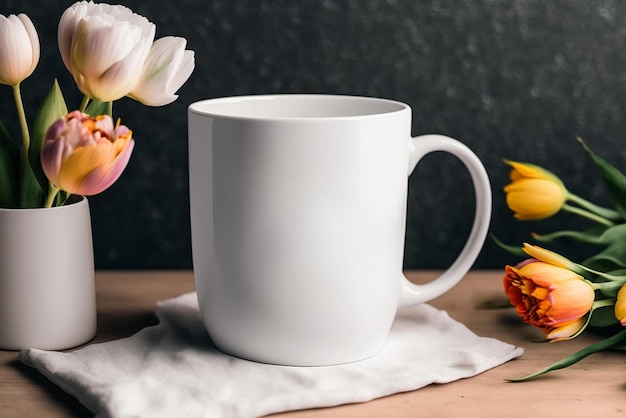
19,292,522,418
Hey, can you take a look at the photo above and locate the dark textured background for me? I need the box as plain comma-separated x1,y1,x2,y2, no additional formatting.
3,0,626,270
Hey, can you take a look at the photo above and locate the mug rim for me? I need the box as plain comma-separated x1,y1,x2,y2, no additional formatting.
188,94,409,121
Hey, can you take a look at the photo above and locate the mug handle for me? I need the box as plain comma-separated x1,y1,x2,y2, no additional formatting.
399,134,492,308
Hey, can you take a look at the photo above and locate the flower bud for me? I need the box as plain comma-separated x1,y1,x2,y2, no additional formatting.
0,13,39,86
41,111,134,196
503,160,567,220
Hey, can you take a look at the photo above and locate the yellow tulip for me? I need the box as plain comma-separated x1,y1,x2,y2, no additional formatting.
615,284,626,326
503,160,567,220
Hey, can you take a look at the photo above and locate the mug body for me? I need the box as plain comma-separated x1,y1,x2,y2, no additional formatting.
189,95,411,365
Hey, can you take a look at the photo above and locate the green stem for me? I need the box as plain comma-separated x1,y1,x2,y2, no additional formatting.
562,203,615,227
12,83,30,152
592,279,625,292
13,83,30,170
79,95,90,113
44,185,60,208
13,83,33,206
567,192,623,222
591,298,617,309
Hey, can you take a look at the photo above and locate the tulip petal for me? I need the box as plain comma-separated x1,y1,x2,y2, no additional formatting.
96,38,153,101
18,14,39,69
517,261,582,285
40,129,65,187
58,1,92,71
129,37,195,106
172,50,196,91
71,19,139,76
511,163,542,178
504,159,563,183
522,243,579,271
56,141,115,193
546,279,595,323
547,317,587,341
75,139,134,195
69,19,152,101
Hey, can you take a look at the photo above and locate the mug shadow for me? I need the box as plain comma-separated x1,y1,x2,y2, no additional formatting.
11,358,92,417
11,310,159,417
96,309,159,342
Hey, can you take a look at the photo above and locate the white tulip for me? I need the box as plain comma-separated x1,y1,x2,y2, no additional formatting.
128,37,195,106
0,13,40,86
58,1,155,102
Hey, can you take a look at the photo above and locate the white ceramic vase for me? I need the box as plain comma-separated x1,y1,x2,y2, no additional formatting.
0,196,96,350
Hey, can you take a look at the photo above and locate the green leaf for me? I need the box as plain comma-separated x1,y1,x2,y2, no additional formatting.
584,257,623,273
584,240,626,269
0,117,19,208
566,224,626,269
54,189,68,207
85,99,112,117
30,79,68,191
592,252,626,269
594,223,626,243
612,340,626,350
506,329,626,382
19,154,44,208
578,137,626,220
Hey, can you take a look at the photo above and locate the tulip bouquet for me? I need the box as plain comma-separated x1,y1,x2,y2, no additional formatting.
498,137,626,381
0,1,194,209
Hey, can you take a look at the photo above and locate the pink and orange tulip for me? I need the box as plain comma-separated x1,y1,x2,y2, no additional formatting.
40,110,134,198
503,260,595,340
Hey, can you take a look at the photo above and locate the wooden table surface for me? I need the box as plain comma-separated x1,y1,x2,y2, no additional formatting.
1,270,624,417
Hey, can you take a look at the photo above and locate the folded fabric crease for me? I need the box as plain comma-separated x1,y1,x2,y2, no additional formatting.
19,292,523,418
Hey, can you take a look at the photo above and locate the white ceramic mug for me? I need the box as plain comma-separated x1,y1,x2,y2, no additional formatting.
188,94,491,366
